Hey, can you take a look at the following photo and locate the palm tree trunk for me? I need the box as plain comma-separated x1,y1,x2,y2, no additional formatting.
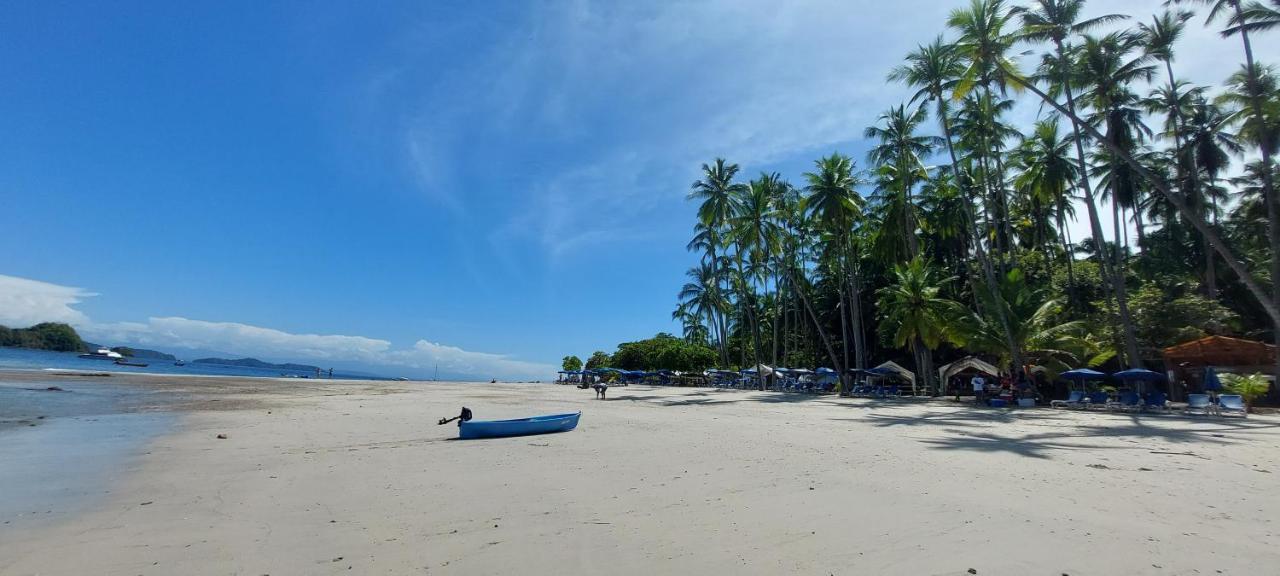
1161,57,1215,299
935,94,1023,374
1009,67,1280,327
838,283,850,374
789,268,846,390
846,235,867,369
1110,193,1143,367
1229,0,1280,396
1057,201,1077,308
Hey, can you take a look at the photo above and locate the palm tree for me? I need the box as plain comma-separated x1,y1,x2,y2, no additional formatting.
966,268,1088,374
876,257,967,394
1011,118,1079,290
949,0,1060,378
677,263,725,355
1139,9,1226,297
1073,30,1154,368
689,159,747,365
1172,0,1280,383
802,153,867,387
864,104,942,259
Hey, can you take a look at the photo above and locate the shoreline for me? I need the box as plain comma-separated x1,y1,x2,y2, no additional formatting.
2,373,1278,575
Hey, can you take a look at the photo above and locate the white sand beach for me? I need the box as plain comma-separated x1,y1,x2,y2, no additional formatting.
2,373,1278,576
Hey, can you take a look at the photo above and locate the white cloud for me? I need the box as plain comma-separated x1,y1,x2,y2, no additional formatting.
0,275,93,328
388,340,556,381
0,273,554,380
382,0,1279,263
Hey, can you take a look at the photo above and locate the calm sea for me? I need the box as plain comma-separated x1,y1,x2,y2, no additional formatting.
0,347,390,380
0,346,393,533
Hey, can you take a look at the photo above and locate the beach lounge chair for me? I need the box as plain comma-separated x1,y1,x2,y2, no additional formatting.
1184,394,1212,416
1108,391,1141,412
885,385,900,397
1218,394,1247,418
1084,391,1110,409
1142,392,1169,412
1050,390,1084,409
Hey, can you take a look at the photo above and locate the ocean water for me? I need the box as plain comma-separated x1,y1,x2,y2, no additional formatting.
0,377,176,532
0,347,389,380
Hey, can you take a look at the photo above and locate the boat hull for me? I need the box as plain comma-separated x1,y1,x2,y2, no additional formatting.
458,412,581,440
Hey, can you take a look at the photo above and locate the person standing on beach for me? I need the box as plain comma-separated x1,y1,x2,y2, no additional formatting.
972,375,986,404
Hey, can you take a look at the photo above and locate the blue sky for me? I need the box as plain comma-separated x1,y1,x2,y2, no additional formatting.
1,1,1275,380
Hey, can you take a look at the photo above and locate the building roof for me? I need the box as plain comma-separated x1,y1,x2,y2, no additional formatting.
1161,335,1277,367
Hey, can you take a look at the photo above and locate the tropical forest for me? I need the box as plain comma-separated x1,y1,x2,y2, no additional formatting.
659,0,1280,395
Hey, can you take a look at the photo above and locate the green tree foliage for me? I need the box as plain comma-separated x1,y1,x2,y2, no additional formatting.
1221,372,1272,411
634,0,1280,393
1127,284,1238,357
0,323,86,352
609,333,718,372
584,351,613,371
561,355,583,372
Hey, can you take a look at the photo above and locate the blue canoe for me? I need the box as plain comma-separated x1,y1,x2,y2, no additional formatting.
458,412,581,440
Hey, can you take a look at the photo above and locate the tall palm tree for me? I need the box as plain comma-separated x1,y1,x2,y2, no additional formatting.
876,257,967,394
946,0,1032,374
1008,18,1280,338
1172,0,1280,384
802,153,867,386
889,35,1018,361
1139,9,1225,296
1011,118,1080,290
865,104,943,259
677,263,725,354
1073,30,1154,368
689,159,747,365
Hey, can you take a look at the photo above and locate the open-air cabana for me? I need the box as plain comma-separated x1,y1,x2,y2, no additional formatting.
938,357,1003,395
873,360,917,395
1162,335,1278,400
938,356,1002,382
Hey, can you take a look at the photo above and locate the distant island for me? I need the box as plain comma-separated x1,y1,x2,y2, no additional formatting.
0,322,86,352
192,357,321,372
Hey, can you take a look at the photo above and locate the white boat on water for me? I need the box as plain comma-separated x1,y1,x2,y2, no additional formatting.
78,347,124,360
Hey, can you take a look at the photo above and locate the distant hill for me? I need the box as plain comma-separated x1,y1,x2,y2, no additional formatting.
192,357,321,372
0,323,86,352
110,347,178,361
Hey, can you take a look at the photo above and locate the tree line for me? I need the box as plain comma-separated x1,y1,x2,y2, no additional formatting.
672,0,1280,395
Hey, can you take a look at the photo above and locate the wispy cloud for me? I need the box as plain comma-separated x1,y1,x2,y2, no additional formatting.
0,275,93,327
0,274,554,380
373,0,1278,268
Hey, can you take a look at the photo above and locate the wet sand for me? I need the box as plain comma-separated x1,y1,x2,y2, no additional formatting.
1,372,1278,575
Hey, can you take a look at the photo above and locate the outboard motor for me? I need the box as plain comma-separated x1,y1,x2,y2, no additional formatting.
437,406,474,426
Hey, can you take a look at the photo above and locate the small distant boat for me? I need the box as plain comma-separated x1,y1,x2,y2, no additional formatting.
458,412,581,440
79,348,124,360
174,361,186,366
114,360,149,367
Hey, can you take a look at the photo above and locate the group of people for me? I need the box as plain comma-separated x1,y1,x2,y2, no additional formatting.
950,373,1038,405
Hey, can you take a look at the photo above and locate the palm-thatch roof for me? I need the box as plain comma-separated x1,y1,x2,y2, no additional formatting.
1162,335,1276,368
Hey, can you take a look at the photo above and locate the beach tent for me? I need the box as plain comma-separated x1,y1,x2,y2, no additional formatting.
874,361,916,389
938,356,1002,384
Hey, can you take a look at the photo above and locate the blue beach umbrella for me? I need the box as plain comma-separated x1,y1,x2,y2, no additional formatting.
1203,366,1223,392
1112,368,1164,381
1060,368,1107,390
1114,368,1164,394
